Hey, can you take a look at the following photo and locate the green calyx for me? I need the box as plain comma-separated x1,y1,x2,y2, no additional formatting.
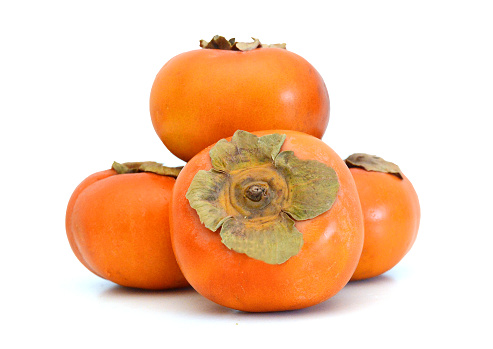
112,161,182,178
186,130,340,265
199,35,286,51
345,153,403,179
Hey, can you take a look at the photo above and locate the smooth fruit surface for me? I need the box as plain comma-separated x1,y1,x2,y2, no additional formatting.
170,130,363,312
66,170,188,290
350,167,420,280
150,48,330,162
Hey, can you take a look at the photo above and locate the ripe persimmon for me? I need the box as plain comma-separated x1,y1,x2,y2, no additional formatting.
150,36,330,162
170,130,363,312
345,154,420,281
65,162,188,290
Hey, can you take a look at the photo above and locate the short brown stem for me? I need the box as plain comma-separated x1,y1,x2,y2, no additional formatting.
245,184,268,202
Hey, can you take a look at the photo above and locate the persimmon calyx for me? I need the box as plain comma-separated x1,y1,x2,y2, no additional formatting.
186,130,339,265
199,35,286,51
112,161,182,178
345,153,403,179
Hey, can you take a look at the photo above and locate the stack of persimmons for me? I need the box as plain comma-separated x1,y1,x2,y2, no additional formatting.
65,36,420,312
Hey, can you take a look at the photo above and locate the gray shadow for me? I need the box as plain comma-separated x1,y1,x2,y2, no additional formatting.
228,274,398,320
316,274,398,314
99,273,397,318
100,284,231,315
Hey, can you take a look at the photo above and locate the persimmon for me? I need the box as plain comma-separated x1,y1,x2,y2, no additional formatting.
345,154,420,281
65,162,188,290
170,130,364,312
150,36,330,162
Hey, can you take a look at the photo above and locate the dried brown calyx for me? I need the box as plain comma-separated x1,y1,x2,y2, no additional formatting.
345,153,403,179
199,35,286,51
186,130,340,265
112,161,182,178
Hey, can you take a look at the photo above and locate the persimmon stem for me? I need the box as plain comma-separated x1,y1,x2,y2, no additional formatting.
245,184,268,202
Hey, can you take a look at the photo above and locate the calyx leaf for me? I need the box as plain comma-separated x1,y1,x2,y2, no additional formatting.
185,170,231,231
276,151,340,221
220,214,303,265
345,153,403,179
200,35,286,51
112,161,182,178
209,130,286,172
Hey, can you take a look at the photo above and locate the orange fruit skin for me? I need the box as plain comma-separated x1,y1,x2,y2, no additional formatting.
66,170,189,290
170,130,363,312
150,48,330,162
349,168,420,281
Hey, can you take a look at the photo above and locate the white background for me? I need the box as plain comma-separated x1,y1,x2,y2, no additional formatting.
1,1,492,348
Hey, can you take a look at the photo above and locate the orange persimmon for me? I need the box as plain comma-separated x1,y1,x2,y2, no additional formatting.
150,36,330,162
65,162,188,290
170,130,364,312
345,154,420,281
